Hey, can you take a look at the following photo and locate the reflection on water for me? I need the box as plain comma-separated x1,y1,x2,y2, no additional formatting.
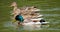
23,25,49,31
40,8,60,11
43,14,60,16
45,8,60,11
48,28,60,30
14,24,49,31
4,19,60,31
4,21,49,31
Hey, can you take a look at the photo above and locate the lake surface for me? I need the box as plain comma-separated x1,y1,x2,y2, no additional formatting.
0,0,60,32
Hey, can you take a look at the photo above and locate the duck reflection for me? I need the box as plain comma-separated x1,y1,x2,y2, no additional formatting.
17,24,49,31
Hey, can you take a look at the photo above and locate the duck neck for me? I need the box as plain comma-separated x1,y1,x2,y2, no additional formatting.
13,6,18,11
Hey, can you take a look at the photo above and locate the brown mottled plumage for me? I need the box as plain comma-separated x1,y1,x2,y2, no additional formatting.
10,2,41,22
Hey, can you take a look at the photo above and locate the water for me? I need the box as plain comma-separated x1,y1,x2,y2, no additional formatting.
0,0,60,32
41,8,60,11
